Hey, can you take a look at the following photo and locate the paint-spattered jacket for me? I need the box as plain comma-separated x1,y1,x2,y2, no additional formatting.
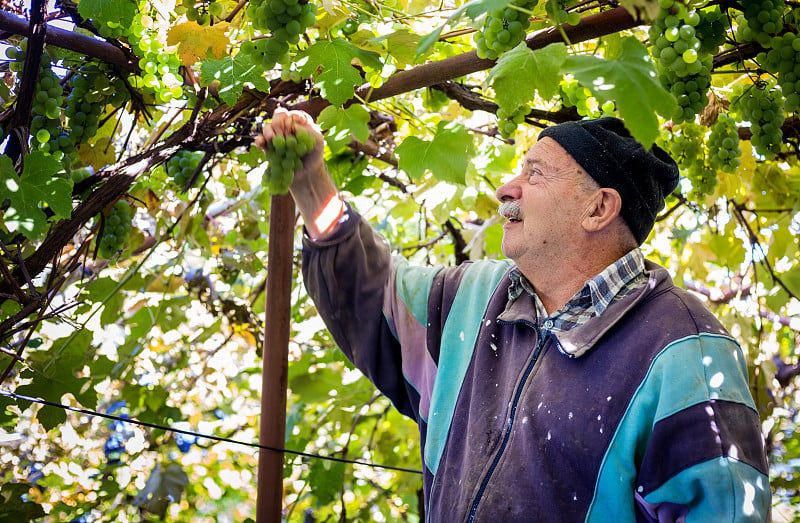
302,208,770,522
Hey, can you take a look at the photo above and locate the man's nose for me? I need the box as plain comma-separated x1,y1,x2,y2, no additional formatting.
495,176,521,202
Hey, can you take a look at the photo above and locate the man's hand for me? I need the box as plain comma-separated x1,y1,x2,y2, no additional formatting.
255,108,326,189
255,108,345,240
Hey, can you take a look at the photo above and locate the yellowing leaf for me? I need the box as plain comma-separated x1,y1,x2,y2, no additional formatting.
167,21,229,67
78,138,116,171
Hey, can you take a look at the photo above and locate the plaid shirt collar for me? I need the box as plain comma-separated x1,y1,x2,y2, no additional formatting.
507,248,646,333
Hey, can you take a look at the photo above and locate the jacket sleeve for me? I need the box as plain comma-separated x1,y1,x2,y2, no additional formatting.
301,207,443,422
632,333,771,522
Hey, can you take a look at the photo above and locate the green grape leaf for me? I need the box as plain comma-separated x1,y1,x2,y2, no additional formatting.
0,152,72,240
317,105,370,152
133,464,189,518
383,29,424,68
563,37,676,147
395,121,475,185
617,0,660,21
0,483,46,519
299,39,379,106
78,0,136,27
200,54,271,107
308,459,345,505
84,277,126,327
489,42,567,111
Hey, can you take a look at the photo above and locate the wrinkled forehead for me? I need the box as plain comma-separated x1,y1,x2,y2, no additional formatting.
521,137,581,174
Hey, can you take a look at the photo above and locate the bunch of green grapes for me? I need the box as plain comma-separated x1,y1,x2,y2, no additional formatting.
422,86,450,112
734,14,753,43
658,58,712,123
739,0,784,47
649,2,705,78
545,0,580,26
5,43,65,151
125,14,184,105
558,79,615,118
262,127,316,194
731,83,784,159
70,167,93,186
166,150,204,190
662,123,704,170
661,124,716,197
97,200,134,259
686,160,717,197
278,54,303,82
65,65,108,145
179,0,225,25
244,0,317,69
758,32,800,112
474,0,537,60
496,105,529,139
695,6,728,55
707,114,742,172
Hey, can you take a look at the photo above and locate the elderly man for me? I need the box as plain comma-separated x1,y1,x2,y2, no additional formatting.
257,112,770,521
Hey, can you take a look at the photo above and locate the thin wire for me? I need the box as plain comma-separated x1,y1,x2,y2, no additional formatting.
0,390,423,475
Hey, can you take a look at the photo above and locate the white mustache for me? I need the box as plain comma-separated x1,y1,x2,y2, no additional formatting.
498,200,522,221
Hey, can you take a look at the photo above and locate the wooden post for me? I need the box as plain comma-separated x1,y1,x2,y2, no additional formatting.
257,193,296,522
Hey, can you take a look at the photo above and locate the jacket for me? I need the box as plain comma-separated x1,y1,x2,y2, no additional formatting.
302,208,770,522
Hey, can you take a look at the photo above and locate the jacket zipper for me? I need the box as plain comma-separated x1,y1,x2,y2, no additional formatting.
466,325,548,522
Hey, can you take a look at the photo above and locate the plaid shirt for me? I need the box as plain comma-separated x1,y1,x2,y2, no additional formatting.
507,248,646,333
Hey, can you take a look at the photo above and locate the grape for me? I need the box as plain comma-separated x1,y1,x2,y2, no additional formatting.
658,56,712,124
695,6,728,55
707,114,742,173
65,64,125,146
474,0,537,60
730,83,784,159
659,123,717,197
739,0,785,47
495,105,529,139
546,0,579,27
262,126,317,194
183,0,224,26
244,0,317,69
97,200,134,259
758,32,800,113
650,1,714,125
166,150,204,190
125,14,183,105
7,43,67,154
558,77,616,118
423,86,450,112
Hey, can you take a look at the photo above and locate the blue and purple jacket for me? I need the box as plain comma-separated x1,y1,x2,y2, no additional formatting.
302,209,770,522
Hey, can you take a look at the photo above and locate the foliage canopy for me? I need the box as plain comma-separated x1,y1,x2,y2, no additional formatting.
0,0,800,520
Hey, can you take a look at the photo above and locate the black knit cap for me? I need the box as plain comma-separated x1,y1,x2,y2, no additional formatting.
539,117,680,245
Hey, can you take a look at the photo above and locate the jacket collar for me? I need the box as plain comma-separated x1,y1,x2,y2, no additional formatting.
498,261,674,358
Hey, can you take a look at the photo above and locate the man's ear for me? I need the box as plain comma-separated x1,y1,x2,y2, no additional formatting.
582,188,623,233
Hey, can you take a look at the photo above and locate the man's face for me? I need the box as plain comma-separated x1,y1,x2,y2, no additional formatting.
495,137,597,268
